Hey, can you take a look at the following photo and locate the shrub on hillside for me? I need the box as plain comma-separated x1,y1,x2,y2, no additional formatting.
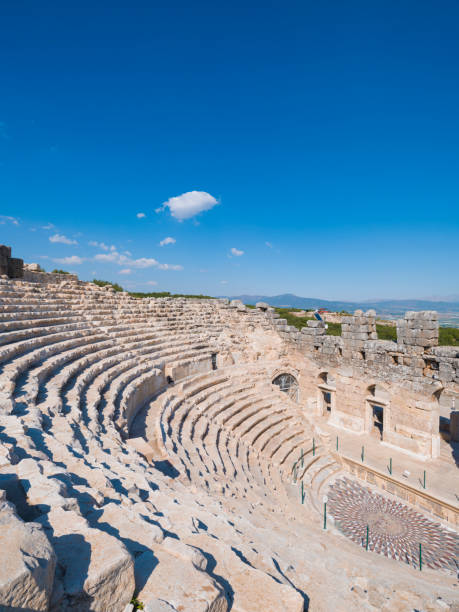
128,291,214,299
92,279,124,292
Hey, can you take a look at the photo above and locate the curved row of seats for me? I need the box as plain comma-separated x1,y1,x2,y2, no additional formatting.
136,365,343,514
0,281,226,427
0,278,342,517
1,276,456,612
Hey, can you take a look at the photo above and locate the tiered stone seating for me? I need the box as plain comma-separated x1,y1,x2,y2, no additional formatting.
137,364,342,518
0,276,456,612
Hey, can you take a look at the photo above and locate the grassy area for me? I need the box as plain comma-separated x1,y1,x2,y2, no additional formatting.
326,322,342,336
129,291,214,299
91,279,214,299
273,308,313,329
439,326,459,346
376,324,397,341
272,308,343,336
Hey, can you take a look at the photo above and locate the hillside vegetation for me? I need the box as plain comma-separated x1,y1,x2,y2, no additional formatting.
91,279,214,300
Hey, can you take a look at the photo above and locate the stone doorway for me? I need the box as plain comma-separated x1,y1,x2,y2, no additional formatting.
318,372,336,417
322,390,332,412
365,384,390,440
371,404,384,439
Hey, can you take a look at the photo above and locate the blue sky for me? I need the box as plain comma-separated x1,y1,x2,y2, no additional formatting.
1,0,458,300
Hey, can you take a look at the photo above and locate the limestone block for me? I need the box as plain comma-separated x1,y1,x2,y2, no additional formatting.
307,320,325,329
144,599,177,611
0,500,56,611
161,536,207,570
88,502,164,555
16,459,78,516
187,535,304,612
348,333,369,341
38,508,134,612
135,548,228,612
25,263,42,272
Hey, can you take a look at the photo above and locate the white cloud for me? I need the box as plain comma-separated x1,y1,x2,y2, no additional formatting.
41,223,55,230
53,255,84,265
119,269,132,275
137,212,146,219
159,236,176,247
265,241,273,248
230,247,244,256
89,241,110,251
132,257,161,269
146,280,158,286
157,263,183,270
49,233,78,245
0,215,19,226
93,252,128,264
93,250,182,271
124,250,132,256
220,280,228,284
157,191,218,220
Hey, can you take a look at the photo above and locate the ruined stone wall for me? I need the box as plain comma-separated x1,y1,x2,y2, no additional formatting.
2,263,457,460
22,268,79,284
0,245,23,279
241,302,458,458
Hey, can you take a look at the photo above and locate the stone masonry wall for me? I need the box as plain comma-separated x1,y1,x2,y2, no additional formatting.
0,245,23,279
243,302,458,458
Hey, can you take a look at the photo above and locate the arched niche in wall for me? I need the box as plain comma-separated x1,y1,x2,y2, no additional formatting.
317,371,336,417
272,373,299,402
365,383,390,440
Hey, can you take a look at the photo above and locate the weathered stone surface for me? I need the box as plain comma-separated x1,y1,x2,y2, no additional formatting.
144,599,177,612
135,548,228,612
87,502,164,555
0,261,457,612
38,508,134,611
187,534,304,612
0,500,55,611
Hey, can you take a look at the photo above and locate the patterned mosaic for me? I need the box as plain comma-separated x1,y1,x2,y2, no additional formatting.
327,478,458,572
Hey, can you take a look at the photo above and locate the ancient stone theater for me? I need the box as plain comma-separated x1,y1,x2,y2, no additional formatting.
0,245,457,611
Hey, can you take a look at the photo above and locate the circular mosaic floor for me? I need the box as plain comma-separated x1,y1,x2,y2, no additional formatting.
327,478,458,572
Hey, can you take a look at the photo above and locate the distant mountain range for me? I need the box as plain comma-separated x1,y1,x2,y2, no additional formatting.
223,293,459,318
